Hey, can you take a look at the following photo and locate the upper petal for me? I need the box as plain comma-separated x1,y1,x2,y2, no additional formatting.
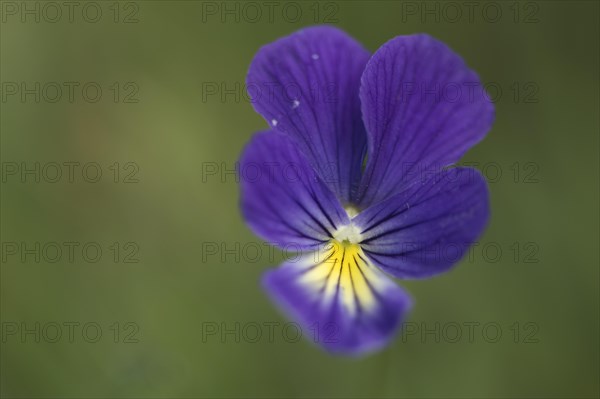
239,131,349,250
353,168,489,279
247,25,370,203
355,34,494,207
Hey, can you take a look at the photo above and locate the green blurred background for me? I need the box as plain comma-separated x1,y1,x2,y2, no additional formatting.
1,0,598,397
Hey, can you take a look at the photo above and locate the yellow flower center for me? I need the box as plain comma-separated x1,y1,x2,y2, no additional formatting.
298,239,384,314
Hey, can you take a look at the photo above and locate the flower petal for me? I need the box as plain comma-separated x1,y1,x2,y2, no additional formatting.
354,168,489,279
247,26,370,203
355,34,494,207
240,131,349,249
263,241,412,355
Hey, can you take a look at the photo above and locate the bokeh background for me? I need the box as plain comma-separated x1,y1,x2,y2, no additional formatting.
1,1,598,397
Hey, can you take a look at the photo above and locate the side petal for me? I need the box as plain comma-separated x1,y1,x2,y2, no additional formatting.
247,26,370,203
354,168,489,279
240,131,349,249
356,34,494,207
263,242,412,355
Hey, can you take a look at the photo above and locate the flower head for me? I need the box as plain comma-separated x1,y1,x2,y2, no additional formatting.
239,26,494,355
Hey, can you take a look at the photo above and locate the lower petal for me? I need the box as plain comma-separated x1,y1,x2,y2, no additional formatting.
262,241,412,355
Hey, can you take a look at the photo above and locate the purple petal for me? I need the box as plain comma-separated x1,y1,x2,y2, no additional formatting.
354,168,489,279
240,131,349,249
247,26,370,203
355,34,494,207
263,241,412,355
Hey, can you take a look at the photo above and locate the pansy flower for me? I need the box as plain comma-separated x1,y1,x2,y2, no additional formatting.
239,26,494,355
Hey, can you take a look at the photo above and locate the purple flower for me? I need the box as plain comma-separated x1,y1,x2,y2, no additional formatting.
239,26,494,355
